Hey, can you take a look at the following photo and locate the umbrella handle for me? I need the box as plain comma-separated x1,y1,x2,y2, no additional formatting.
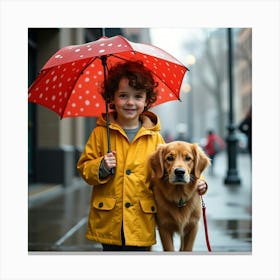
101,55,114,175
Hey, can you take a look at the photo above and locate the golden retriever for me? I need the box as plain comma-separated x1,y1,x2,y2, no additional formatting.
149,141,211,251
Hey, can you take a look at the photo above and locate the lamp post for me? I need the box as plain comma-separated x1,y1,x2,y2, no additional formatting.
224,28,241,185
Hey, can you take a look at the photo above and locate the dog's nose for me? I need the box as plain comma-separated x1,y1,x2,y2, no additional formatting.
174,168,186,176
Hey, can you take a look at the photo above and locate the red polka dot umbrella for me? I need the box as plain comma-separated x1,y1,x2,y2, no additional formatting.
28,35,188,152
28,35,188,118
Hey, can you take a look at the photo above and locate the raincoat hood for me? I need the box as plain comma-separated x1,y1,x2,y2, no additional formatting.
96,110,161,131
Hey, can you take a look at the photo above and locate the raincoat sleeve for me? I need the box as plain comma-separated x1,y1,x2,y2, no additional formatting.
77,128,111,186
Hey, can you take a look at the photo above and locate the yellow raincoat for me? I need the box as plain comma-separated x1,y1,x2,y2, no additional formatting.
77,111,165,246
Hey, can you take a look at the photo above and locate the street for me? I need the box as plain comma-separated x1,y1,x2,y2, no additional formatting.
28,151,252,253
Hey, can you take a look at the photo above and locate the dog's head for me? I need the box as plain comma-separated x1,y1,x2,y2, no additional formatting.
149,141,211,184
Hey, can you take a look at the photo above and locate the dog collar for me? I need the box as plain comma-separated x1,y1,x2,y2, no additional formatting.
176,198,187,208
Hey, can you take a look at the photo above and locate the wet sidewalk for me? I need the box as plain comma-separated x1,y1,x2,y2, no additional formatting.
28,151,252,253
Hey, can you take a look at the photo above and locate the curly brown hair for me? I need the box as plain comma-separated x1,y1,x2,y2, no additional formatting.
101,60,158,110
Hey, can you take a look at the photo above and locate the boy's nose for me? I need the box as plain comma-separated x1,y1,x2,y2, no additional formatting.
126,97,134,104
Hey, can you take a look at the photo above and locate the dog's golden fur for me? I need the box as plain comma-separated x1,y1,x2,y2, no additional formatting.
149,141,211,251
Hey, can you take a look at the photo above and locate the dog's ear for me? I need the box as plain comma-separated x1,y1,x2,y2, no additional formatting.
192,144,211,178
149,144,166,178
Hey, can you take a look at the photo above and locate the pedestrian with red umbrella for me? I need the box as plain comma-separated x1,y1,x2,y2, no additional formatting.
77,60,165,251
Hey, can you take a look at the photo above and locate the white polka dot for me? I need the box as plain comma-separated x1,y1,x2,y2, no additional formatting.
95,103,100,108
99,49,105,53
74,49,80,52
85,100,90,106
72,103,76,108
51,95,56,101
85,77,90,82
45,79,50,84
52,76,57,82
80,108,84,112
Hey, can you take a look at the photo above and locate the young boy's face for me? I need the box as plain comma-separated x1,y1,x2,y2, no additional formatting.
112,78,147,126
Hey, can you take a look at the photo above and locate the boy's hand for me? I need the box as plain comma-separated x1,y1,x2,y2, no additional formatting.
198,180,207,195
103,151,117,171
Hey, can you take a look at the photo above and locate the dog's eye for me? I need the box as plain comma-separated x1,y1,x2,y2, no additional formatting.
166,155,174,161
185,156,192,161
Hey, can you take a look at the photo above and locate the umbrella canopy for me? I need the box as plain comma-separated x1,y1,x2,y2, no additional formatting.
28,35,188,118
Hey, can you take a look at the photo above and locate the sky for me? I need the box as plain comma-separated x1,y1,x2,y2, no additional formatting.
149,28,206,66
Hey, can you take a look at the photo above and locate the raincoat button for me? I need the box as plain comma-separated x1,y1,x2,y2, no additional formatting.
151,206,155,212
125,202,131,208
126,169,132,175
98,202,104,208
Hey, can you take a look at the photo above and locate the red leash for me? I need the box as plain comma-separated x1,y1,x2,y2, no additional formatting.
200,196,212,252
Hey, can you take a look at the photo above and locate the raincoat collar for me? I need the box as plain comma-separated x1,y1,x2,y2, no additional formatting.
96,110,161,132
